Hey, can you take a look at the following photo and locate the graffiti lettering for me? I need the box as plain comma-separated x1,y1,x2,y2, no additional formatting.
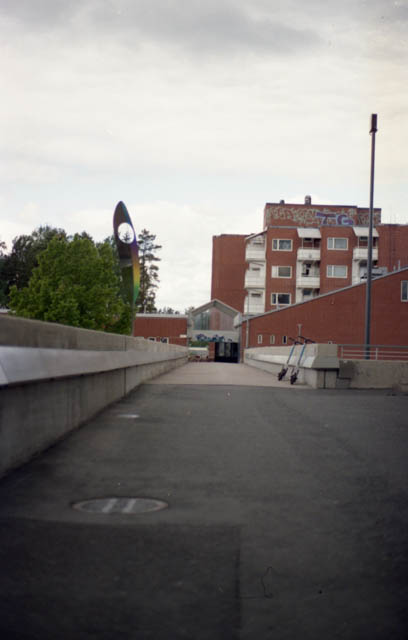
316,211,354,226
195,333,233,343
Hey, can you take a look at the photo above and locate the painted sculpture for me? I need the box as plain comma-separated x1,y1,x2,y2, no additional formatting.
113,201,140,332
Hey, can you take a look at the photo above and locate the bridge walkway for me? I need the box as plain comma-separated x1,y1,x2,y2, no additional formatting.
0,365,407,638
146,361,310,387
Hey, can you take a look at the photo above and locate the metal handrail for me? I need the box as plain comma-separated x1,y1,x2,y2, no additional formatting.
338,344,408,361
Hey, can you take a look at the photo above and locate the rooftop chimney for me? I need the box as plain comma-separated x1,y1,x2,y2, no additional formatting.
305,195,312,205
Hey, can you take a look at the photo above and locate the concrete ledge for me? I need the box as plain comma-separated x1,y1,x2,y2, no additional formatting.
0,346,185,386
244,344,339,388
340,359,408,390
0,316,188,478
244,344,408,390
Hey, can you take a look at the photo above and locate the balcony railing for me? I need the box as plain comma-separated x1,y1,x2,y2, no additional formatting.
297,248,321,261
353,247,378,260
244,273,265,288
244,299,265,314
246,246,265,261
296,274,320,288
245,304,265,315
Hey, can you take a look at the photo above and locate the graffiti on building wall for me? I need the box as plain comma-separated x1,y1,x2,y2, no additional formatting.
264,206,381,227
194,333,234,343
315,212,354,226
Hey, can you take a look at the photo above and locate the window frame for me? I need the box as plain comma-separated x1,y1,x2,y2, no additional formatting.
402,281,408,302
271,292,291,305
327,237,348,250
272,265,292,278
257,334,263,344
272,238,293,252
327,265,348,278
270,335,275,345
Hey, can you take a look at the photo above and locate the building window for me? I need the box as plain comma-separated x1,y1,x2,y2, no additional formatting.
148,337,156,341
327,265,348,278
160,337,169,343
270,335,275,345
402,281,408,301
271,293,291,305
272,239,293,251
282,335,288,344
328,237,348,250
257,334,263,344
272,265,292,278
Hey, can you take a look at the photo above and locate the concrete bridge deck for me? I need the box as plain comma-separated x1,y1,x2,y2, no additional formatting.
146,361,311,387
1,363,407,639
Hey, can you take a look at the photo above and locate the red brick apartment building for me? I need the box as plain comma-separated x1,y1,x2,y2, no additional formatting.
212,197,408,316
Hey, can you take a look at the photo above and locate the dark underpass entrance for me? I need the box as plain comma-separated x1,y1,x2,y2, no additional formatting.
214,342,239,363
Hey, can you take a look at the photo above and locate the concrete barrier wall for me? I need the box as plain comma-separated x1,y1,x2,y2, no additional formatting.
244,344,408,390
338,359,408,391
244,344,339,388
0,315,188,477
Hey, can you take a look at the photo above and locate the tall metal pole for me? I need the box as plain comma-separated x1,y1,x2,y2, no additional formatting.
364,114,378,357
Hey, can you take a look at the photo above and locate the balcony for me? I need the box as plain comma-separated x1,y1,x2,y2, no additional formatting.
244,272,265,288
246,246,265,261
244,293,265,315
297,247,321,261
353,246,378,261
296,274,320,288
245,301,265,315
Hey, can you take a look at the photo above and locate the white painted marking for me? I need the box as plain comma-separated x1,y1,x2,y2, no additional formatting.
101,498,119,513
122,498,138,513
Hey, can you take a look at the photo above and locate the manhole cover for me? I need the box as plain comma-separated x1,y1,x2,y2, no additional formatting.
72,497,168,514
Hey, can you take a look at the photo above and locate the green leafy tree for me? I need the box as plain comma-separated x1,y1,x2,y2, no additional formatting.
137,229,161,313
158,307,180,314
9,234,131,333
1,226,67,302
0,239,8,307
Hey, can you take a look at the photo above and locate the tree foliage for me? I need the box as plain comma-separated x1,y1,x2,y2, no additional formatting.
137,229,161,313
0,239,7,307
0,226,67,304
157,307,180,314
9,234,131,333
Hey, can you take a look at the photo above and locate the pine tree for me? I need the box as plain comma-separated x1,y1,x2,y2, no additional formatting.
137,229,161,313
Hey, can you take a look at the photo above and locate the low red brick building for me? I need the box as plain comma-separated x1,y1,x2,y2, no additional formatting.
240,267,408,351
133,314,188,347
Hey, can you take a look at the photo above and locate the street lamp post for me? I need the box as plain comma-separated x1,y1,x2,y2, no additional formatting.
364,114,378,358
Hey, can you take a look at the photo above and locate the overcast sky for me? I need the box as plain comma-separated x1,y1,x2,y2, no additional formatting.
1,0,407,311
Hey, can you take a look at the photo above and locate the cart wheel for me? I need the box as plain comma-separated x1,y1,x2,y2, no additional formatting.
278,370,285,380
290,372,297,385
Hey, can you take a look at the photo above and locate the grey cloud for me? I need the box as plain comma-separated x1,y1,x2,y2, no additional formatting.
0,0,322,56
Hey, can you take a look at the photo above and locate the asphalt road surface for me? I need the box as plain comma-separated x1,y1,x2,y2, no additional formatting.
1,363,407,639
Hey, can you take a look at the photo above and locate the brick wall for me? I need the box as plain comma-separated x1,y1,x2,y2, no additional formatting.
378,225,408,272
211,234,247,311
241,268,408,350
133,315,188,346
